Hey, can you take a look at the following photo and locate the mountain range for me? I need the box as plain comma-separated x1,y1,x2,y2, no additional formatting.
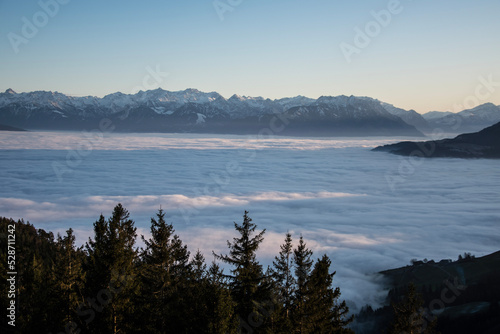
0,88,499,136
422,103,500,134
377,102,500,134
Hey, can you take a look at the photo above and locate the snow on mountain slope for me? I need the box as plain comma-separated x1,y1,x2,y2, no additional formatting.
226,94,283,119
458,103,500,122
0,89,98,111
286,95,399,120
425,103,500,133
0,88,469,136
276,95,315,109
273,96,424,136
196,113,206,124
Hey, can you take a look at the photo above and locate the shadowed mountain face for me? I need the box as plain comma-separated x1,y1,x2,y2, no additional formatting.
0,123,25,131
372,122,500,158
380,101,432,133
0,88,424,137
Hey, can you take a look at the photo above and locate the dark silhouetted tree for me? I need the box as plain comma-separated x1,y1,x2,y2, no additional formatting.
214,211,272,332
85,204,138,333
292,235,314,333
388,282,438,334
138,208,191,333
271,232,295,332
205,261,238,333
304,254,353,333
53,228,85,330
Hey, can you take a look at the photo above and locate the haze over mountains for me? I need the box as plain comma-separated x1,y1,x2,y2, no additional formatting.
0,88,499,136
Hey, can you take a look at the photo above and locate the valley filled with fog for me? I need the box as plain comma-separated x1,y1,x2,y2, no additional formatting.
1,131,499,312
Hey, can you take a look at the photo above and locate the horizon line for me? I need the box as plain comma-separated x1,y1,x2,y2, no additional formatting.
2,86,498,115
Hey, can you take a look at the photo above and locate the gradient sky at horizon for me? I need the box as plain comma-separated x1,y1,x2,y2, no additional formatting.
0,0,499,113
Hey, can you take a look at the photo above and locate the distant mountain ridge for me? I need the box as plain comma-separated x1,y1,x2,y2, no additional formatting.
0,88,423,136
422,103,500,133
0,88,498,136
381,102,500,135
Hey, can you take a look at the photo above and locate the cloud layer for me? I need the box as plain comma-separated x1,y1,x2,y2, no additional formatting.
0,130,424,150
1,132,499,312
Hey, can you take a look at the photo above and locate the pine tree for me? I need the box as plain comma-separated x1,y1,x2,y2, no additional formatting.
191,249,207,281
206,262,238,333
84,204,138,333
0,218,59,332
21,230,60,333
185,250,209,332
271,232,295,332
388,282,438,334
53,228,85,330
292,235,313,333
27,253,53,330
139,208,191,333
303,254,353,333
214,211,271,332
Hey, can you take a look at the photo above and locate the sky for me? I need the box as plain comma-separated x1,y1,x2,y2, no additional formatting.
0,0,499,113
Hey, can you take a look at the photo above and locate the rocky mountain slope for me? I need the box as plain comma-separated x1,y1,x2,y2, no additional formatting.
0,88,423,136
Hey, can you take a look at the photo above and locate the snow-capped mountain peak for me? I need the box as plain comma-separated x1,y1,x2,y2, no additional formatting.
1,87,496,136
458,103,500,121
229,94,246,101
276,95,315,109
423,103,500,133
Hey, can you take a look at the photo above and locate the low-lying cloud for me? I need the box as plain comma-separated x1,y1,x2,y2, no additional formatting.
1,132,499,312
0,130,422,150
0,191,362,225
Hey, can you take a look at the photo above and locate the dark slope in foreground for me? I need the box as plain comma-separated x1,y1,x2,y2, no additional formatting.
372,121,500,158
381,251,500,292
354,251,500,334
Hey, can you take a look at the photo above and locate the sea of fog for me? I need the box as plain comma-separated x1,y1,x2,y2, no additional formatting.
1,131,499,312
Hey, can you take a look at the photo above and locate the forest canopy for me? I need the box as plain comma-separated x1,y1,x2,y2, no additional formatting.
0,204,353,334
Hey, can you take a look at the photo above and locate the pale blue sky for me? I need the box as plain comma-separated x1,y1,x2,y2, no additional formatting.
0,0,499,113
